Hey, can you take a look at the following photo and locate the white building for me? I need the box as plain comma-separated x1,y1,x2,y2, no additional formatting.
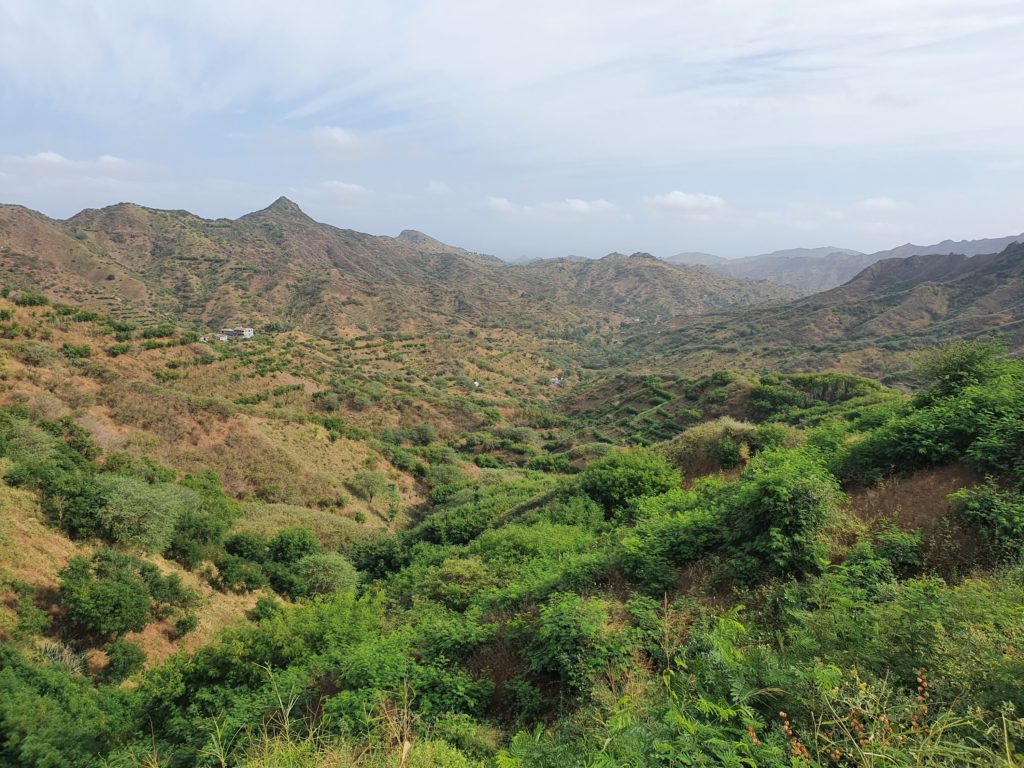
219,327,255,339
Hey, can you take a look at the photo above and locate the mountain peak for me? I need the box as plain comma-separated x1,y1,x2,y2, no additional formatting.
397,229,442,247
267,196,305,214
243,196,313,221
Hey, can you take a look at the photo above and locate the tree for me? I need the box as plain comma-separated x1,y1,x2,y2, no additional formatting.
913,339,1005,404
580,448,679,517
721,449,839,584
347,470,398,505
59,558,150,640
293,552,359,597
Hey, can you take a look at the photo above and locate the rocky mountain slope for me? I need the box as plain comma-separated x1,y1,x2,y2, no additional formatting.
0,198,795,338
635,240,1024,376
667,234,1023,293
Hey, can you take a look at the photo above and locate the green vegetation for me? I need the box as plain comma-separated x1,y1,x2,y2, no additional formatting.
1,287,1023,768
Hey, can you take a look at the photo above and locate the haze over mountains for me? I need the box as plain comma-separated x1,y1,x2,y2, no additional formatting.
637,240,1024,376
665,234,1024,293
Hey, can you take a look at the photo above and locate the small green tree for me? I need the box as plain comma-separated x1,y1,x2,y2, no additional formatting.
59,558,150,640
347,470,398,505
102,640,146,682
293,552,359,597
580,448,678,517
721,448,839,584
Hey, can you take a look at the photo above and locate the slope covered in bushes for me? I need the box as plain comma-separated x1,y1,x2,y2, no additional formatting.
1,339,1023,766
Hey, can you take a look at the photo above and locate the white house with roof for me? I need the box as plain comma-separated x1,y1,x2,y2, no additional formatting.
219,327,255,339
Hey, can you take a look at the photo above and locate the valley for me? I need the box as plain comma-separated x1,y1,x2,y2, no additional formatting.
0,199,1023,767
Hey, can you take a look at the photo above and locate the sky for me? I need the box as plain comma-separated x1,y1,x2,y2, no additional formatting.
1,1,1023,260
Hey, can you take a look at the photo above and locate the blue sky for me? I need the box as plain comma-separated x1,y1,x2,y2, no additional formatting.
1,0,1023,259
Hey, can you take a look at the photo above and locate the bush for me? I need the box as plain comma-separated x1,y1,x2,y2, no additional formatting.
620,490,723,593
173,614,198,637
102,640,145,682
951,480,1024,557
224,532,269,563
59,558,151,640
60,343,92,359
527,592,620,695
913,339,1005,404
106,343,131,357
663,417,804,477
872,525,923,576
94,474,199,553
347,470,398,505
580,448,678,516
215,554,269,592
13,292,48,306
720,449,839,584
292,552,359,597
250,596,281,622
268,527,321,564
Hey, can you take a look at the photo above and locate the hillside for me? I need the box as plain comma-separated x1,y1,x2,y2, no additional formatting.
514,252,796,323
633,241,1024,377
3,278,1024,765
0,199,795,339
2,198,1024,768
691,234,1023,293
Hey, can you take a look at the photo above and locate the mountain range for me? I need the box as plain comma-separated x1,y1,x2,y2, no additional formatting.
636,240,1024,377
0,198,793,338
665,234,1024,293
1,195,1022,380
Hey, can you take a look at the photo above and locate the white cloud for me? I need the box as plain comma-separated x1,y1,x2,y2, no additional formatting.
3,1,1022,159
1,3,1023,256
486,196,615,218
645,191,725,218
321,180,366,193
1,151,133,175
860,196,898,211
486,196,522,215
311,126,363,152
543,198,615,215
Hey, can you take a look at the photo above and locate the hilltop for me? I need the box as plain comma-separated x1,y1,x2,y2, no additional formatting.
670,233,1024,293
635,240,1024,377
0,199,794,340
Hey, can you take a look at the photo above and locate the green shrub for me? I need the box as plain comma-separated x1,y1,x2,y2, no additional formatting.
250,596,281,621
106,343,131,357
215,553,268,592
173,614,198,636
721,449,839,584
224,532,270,562
13,292,48,306
951,480,1024,556
620,490,722,593
60,343,92,359
347,470,399,504
59,557,151,640
527,592,622,695
913,339,1005,404
292,552,359,597
580,447,678,516
268,527,321,563
872,525,923,576
102,640,145,682
94,474,199,552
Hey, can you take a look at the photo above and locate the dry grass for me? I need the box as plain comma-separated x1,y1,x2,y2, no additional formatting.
125,553,260,665
233,501,377,547
846,463,982,534
0,475,81,588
